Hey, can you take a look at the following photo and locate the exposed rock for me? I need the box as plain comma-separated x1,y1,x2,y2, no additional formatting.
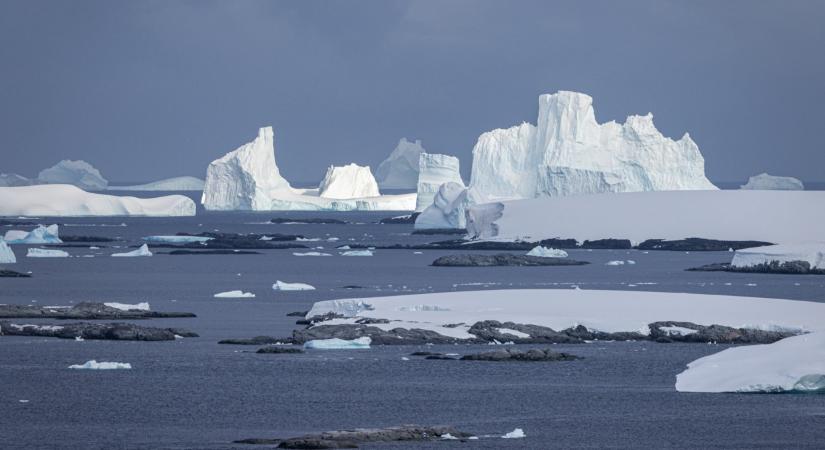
581,239,632,249
256,346,304,354
409,351,446,357
687,261,825,275
410,228,467,235
469,320,583,343
147,232,307,250
0,302,195,319
292,324,462,345
431,253,588,267
235,425,471,448
460,348,580,362
0,321,197,341
60,235,117,243
378,213,419,224
286,311,309,317
648,321,796,344
636,238,772,251
0,269,30,278
271,218,348,225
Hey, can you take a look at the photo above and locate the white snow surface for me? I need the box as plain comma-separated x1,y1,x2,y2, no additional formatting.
0,184,195,217
306,290,825,339
526,246,568,258
143,235,212,244
213,290,256,298
27,248,69,258
68,360,132,370
4,224,61,244
340,250,373,256
731,243,825,270
740,173,804,191
201,127,415,211
38,160,108,191
303,337,371,349
675,332,825,393
415,153,465,211
0,238,16,263
293,252,332,257
272,280,316,291
375,138,426,189
104,302,150,311
111,244,152,257
108,176,205,191
414,182,469,230
465,190,825,244
318,164,380,199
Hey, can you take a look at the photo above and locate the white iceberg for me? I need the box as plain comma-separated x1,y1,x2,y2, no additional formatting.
201,127,415,211
340,250,373,256
318,164,380,199
213,290,256,298
468,91,716,203
414,182,469,230
502,428,526,439
0,238,17,263
143,235,213,244
107,176,205,191
104,302,150,311
303,337,371,349
272,280,316,291
38,160,108,191
731,243,825,270
4,224,62,244
111,244,152,257
740,173,804,191
675,332,825,393
68,360,132,370
293,252,332,257
606,260,626,266
0,173,34,187
375,138,425,189
466,190,825,244
526,246,568,258
0,185,195,217
27,248,69,258
415,153,465,211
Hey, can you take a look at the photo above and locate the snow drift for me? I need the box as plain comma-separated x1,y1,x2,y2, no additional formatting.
740,173,804,191
108,176,205,191
375,138,426,189
38,160,108,191
0,185,195,217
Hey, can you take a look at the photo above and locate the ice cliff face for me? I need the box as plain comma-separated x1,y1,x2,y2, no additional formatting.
740,173,804,191
415,153,465,211
318,164,380,199
37,160,108,191
468,91,717,203
375,138,425,189
414,182,469,230
202,127,290,210
0,238,16,264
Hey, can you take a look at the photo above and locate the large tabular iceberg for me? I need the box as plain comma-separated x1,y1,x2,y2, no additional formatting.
415,153,465,211
375,138,426,189
108,176,205,191
414,182,469,230
0,185,195,217
468,91,716,203
0,238,16,263
38,160,108,191
740,173,804,190
201,127,415,211
318,164,380,199
731,243,825,270
676,332,825,393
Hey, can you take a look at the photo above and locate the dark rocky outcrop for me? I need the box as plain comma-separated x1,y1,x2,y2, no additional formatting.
0,321,197,341
469,320,583,343
235,425,472,448
411,228,467,235
60,235,116,243
271,218,348,225
346,237,578,251
460,348,580,362
166,249,261,255
648,321,797,344
256,346,304,354
581,239,632,249
286,311,309,317
431,253,588,267
378,213,419,224
687,261,825,275
148,232,308,250
0,269,30,278
636,238,772,251
0,302,195,320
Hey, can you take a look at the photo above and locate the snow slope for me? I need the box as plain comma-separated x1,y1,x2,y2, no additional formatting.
731,243,825,270
740,173,804,190
375,138,426,189
465,190,825,244
108,176,205,191
415,153,465,211
0,185,195,217
38,160,108,191
468,91,716,203
318,164,380,199
676,332,825,393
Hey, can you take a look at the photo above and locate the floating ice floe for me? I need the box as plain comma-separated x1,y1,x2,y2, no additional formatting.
293,252,332,257
104,302,150,311
111,244,152,257
4,224,62,244
341,250,373,256
303,337,371,350
502,428,526,439
143,235,213,244
272,280,316,291
731,243,825,270
0,238,16,263
214,290,256,298
68,360,132,370
676,332,825,393
526,246,568,258
27,248,70,258
0,185,195,217
740,173,804,191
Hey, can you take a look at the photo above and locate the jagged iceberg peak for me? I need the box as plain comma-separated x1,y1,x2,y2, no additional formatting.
202,126,291,210
469,91,717,202
414,181,469,230
375,138,426,189
740,173,804,190
37,159,108,191
318,163,380,199
415,153,465,211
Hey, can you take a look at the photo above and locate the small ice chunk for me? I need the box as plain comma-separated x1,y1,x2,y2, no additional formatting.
26,248,69,258
272,280,316,291
303,337,371,349
293,252,332,257
104,302,150,311
111,244,152,257
213,290,256,298
526,246,568,258
68,360,132,370
502,428,525,439
0,238,16,263
605,260,625,266
341,250,373,256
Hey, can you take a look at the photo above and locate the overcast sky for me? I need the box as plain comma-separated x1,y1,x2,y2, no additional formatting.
1,0,823,183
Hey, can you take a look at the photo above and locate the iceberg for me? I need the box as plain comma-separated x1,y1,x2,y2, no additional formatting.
375,138,425,189
468,91,716,203
502,429,526,439
675,332,825,393
0,185,195,217
414,182,469,230
272,280,316,291
38,160,108,191
27,248,70,258
111,244,152,257
465,190,825,245
731,243,825,270
0,238,16,263
103,302,151,311
143,235,213,244
415,153,465,211
202,127,416,211
293,251,332,257
68,360,132,370
108,176,205,191
318,164,380,199
526,246,568,258
214,290,256,298
303,337,371,349
4,224,62,244
340,249,373,256
740,173,804,191
0,173,34,187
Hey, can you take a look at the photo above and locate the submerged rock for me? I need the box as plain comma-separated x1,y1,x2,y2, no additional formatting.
0,269,30,278
0,302,195,319
460,348,580,362
235,424,471,448
256,346,304,354
431,253,588,267
0,321,197,341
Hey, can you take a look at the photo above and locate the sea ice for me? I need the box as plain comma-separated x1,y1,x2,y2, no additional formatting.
143,235,213,244
502,428,526,439
303,337,371,349
68,360,132,370
214,290,256,298
526,246,568,258
293,252,332,257
27,248,70,258
272,280,316,291
740,173,804,191
111,244,152,257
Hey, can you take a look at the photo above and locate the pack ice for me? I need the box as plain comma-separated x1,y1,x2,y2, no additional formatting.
37,160,108,191
740,173,804,191
375,138,425,189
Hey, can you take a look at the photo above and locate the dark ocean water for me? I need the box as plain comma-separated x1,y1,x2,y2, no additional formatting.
1,208,824,449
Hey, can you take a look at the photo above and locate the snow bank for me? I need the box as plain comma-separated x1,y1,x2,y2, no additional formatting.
414,182,469,230
676,332,825,393
4,224,61,244
740,173,804,191
318,164,380,199
306,290,825,339
0,238,16,263
143,235,212,244
0,185,195,217
304,337,371,349
214,290,255,298
272,280,315,291
111,244,152,257
731,243,825,270
375,138,426,189
108,176,205,191
341,250,373,256
68,360,132,370
415,153,464,211
104,302,150,311
38,160,108,191
526,246,568,258
27,248,69,258
466,190,825,244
